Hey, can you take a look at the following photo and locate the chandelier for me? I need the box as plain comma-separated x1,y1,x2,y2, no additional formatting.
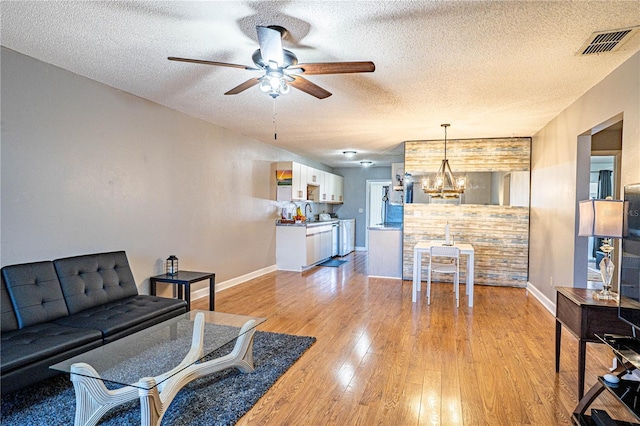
421,124,466,198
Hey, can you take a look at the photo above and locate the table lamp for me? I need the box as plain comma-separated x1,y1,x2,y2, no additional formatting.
578,199,625,300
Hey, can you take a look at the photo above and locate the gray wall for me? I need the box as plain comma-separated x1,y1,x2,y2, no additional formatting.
0,47,317,293
529,51,640,304
333,166,391,248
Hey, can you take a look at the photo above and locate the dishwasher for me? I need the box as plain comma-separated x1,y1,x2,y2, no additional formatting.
331,222,339,256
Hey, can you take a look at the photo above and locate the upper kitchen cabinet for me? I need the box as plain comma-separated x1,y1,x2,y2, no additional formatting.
274,161,305,201
320,171,342,204
326,174,343,204
333,175,344,204
307,168,320,186
273,161,344,204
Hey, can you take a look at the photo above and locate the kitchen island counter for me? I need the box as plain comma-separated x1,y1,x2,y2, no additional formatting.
368,224,403,279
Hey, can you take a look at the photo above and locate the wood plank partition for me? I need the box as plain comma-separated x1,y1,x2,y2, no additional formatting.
403,137,531,287
403,204,529,286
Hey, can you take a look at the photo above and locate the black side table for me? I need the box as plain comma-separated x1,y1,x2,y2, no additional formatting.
150,271,215,311
555,286,632,399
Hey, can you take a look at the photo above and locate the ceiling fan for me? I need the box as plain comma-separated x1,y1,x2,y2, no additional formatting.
168,25,375,99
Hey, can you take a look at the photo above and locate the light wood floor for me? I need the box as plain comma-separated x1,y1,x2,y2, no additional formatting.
191,251,635,425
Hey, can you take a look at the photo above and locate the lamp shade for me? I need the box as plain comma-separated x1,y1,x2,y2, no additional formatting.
578,199,624,238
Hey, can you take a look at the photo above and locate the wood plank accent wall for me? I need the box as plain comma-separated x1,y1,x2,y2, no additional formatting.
405,137,531,172
403,204,529,287
403,137,531,287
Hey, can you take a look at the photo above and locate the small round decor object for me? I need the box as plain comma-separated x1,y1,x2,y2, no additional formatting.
603,373,620,384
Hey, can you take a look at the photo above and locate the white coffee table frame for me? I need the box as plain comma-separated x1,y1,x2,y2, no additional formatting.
69,312,258,426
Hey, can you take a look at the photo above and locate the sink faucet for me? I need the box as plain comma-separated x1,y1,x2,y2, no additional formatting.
304,203,312,218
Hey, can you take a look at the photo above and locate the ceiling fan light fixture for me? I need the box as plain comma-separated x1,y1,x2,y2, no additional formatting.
279,80,290,95
343,150,357,159
258,74,290,98
259,78,272,93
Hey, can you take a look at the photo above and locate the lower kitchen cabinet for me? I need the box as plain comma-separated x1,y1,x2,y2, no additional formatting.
277,222,335,271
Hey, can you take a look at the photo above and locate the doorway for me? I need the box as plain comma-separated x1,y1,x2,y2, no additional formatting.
575,116,623,288
365,179,391,249
587,155,618,286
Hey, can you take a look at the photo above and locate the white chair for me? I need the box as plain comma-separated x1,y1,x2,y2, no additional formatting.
427,245,461,307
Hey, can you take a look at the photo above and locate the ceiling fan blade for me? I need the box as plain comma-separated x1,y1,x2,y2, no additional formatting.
290,61,375,75
289,76,332,99
256,26,284,66
168,57,259,71
224,78,261,95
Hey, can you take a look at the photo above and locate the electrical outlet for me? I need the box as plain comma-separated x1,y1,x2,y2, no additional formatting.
549,276,553,287
358,208,364,213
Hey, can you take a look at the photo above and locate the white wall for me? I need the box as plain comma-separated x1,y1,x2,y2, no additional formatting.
0,47,320,294
529,51,640,303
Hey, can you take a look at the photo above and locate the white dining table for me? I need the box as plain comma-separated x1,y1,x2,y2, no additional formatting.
412,241,475,307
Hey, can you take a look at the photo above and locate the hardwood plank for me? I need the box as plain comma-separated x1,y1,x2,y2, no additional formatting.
191,251,638,425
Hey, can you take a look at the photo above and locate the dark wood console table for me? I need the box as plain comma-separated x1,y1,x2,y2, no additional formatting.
556,287,632,400
150,271,215,311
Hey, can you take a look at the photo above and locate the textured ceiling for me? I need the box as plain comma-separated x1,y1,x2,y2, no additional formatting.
2,1,639,167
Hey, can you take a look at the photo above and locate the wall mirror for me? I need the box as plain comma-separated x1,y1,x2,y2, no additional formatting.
403,137,531,207
404,171,530,206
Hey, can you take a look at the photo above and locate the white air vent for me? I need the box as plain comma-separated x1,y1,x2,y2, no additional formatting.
578,27,639,55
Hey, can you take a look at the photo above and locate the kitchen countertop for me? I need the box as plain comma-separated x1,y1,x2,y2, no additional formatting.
276,220,338,227
368,223,403,231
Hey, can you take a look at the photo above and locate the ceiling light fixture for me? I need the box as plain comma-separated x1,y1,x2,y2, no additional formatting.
360,161,373,167
259,71,291,98
343,151,357,159
421,124,466,198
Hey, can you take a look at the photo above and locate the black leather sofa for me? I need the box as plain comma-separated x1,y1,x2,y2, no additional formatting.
1,251,187,394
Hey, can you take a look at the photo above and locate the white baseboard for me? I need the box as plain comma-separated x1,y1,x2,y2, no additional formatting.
192,264,277,301
526,281,555,315
355,246,366,251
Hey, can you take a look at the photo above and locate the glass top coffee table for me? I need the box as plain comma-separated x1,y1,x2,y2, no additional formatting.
50,310,265,426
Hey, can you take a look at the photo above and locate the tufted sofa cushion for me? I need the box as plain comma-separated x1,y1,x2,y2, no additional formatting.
1,322,102,373
53,251,138,314
53,294,187,343
1,261,69,329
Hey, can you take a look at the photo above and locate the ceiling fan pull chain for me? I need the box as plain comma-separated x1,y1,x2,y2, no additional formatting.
273,97,277,140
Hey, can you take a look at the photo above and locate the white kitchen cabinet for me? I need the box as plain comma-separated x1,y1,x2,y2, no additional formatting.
307,167,320,185
273,162,344,204
275,161,306,201
276,223,335,271
334,175,344,203
292,162,307,201
325,173,335,203
327,173,342,204
318,170,328,202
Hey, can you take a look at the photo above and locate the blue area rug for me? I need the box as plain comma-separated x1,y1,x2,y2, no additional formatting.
1,331,315,425
318,259,347,267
